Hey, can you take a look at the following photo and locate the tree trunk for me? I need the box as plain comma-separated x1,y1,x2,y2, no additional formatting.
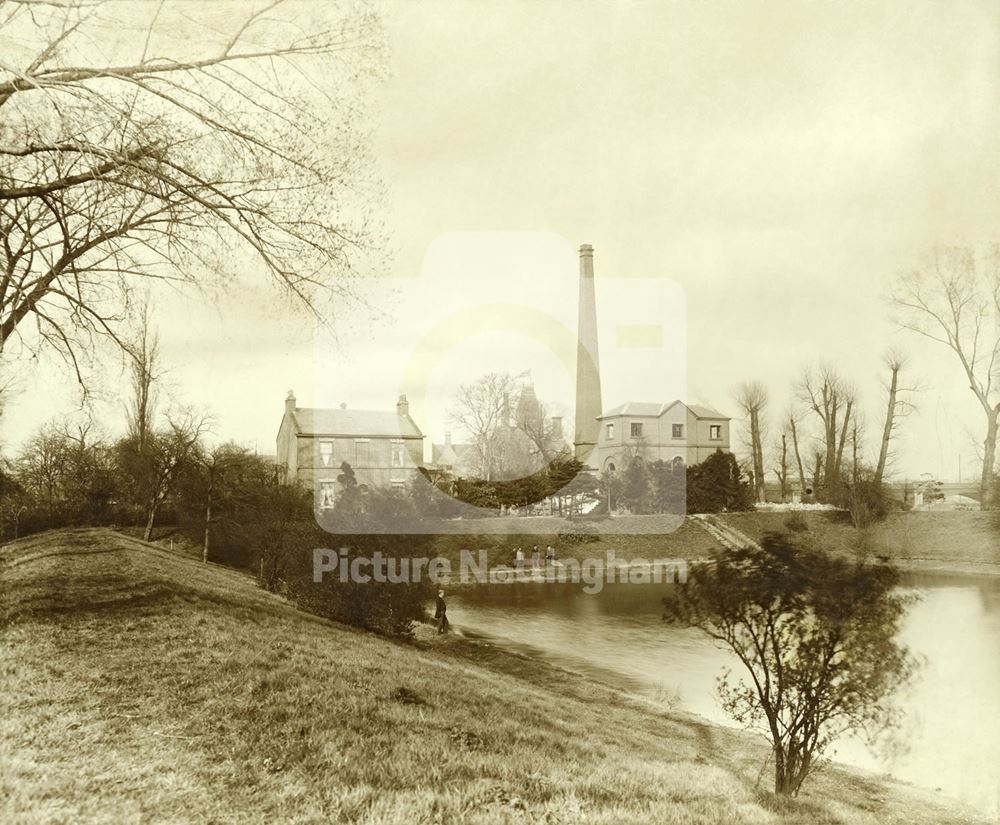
203,467,214,563
851,424,859,485
832,400,852,488
203,500,212,563
874,365,899,486
790,417,806,493
143,499,158,542
778,433,789,500
750,409,766,503
981,405,999,509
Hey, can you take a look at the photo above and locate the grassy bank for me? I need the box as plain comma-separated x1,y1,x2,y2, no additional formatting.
426,509,999,580
0,529,988,824
719,510,1000,575
426,515,722,570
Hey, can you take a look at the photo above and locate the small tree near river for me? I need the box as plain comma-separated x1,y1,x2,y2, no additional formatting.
664,534,917,796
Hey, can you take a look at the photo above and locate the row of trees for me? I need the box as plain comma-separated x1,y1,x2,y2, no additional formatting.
734,356,915,513
1,410,429,636
734,246,1000,512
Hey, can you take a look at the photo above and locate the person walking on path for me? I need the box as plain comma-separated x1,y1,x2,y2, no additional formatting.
546,544,555,566
434,589,449,634
515,547,524,569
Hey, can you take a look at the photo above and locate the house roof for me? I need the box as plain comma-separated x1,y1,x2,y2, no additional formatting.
598,400,730,420
687,404,729,420
431,441,477,466
290,407,423,439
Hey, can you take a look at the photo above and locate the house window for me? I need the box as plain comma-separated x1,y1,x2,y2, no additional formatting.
672,424,684,439
391,440,405,468
606,423,615,440
355,439,371,467
630,422,643,438
391,480,406,492
319,481,336,509
710,424,722,440
319,440,334,467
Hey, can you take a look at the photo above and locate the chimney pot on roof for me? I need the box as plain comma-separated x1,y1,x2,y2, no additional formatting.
445,430,452,445
285,390,296,415
397,394,409,417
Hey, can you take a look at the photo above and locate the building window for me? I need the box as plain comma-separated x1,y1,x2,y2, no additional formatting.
672,423,684,439
319,440,334,467
391,480,406,492
355,439,371,467
606,423,615,440
710,424,722,440
630,422,643,438
391,440,405,468
319,481,336,509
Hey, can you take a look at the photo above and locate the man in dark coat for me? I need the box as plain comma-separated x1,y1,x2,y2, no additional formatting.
434,589,449,634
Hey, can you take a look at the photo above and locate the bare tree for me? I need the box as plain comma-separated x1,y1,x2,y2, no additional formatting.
734,381,768,503
447,372,516,481
873,349,918,487
0,1,382,378
193,444,262,564
890,246,1000,507
787,408,807,495
125,408,210,541
773,429,790,502
125,305,160,452
810,449,824,495
849,411,865,485
797,365,854,496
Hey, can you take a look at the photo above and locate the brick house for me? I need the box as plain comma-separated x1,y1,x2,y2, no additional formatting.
276,391,425,508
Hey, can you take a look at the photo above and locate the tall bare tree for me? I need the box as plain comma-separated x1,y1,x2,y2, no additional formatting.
0,0,382,377
849,412,865,485
734,381,768,503
787,408,807,495
797,365,854,496
138,410,210,542
447,372,516,481
773,430,790,501
891,246,1000,508
125,306,160,452
873,349,917,487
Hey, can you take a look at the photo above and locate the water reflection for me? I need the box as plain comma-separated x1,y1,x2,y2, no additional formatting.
449,572,1000,814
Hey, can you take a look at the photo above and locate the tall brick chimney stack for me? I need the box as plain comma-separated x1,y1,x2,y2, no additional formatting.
285,390,296,417
397,394,410,417
573,244,602,465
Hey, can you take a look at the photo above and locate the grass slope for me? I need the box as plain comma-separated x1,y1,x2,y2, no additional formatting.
428,516,724,569
719,511,1000,574
0,529,988,825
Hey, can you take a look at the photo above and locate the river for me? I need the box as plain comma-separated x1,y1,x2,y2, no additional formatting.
446,571,1000,815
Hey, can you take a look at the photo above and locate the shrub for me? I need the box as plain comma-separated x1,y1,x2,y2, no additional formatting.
686,450,754,514
843,480,890,528
784,512,809,533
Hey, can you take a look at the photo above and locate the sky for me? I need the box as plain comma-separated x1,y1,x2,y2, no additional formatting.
4,0,1000,482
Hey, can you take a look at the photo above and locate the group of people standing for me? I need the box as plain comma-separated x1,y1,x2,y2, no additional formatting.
512,544,556,569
